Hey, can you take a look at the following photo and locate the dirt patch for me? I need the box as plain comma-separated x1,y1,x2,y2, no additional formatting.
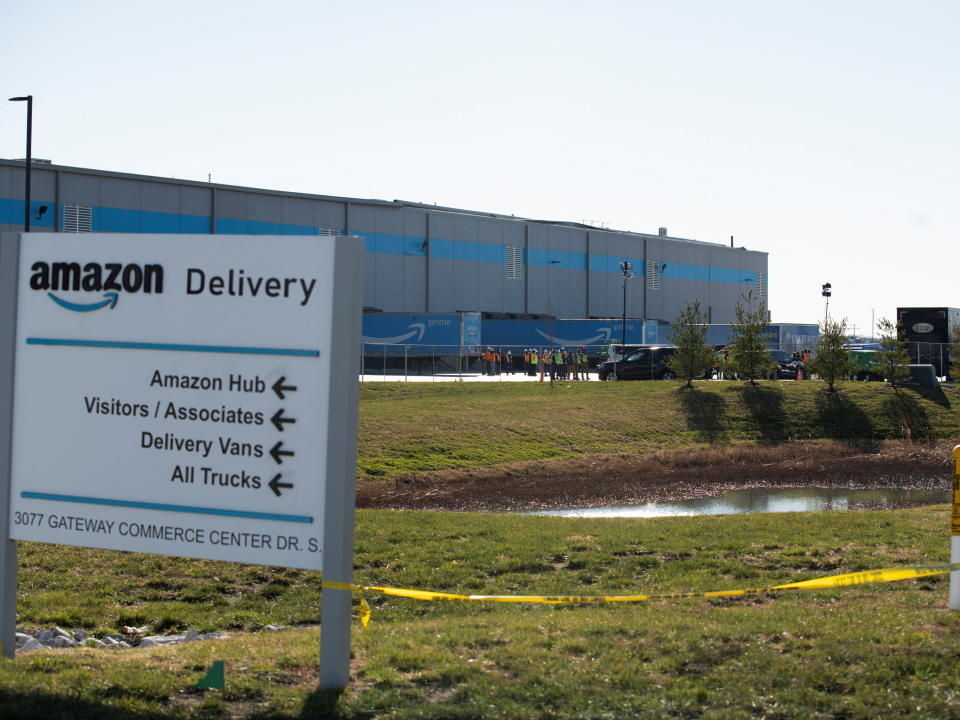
356,440,956,512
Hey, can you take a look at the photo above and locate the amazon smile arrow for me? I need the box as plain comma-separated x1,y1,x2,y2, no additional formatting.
47,291,119,312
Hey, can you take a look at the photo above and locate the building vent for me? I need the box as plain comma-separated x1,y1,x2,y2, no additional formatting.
62,204,92,233
755,272,767,301
505,245,523,279
317,227,339,236
658,227,668,236
647,260,661,290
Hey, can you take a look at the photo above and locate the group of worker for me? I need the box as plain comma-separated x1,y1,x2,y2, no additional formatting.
481,347,592,380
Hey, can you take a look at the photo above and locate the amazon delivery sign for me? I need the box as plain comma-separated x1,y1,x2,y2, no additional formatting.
6,233,363,571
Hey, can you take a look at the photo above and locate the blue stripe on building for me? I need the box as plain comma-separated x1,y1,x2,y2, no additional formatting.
1,197,757,285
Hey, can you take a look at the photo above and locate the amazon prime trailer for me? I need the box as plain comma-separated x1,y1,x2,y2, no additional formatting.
361,312,481,375
480,317,660,351
359,313,819,376
702,323,819,354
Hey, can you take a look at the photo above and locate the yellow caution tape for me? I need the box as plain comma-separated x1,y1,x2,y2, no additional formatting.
322,563,960,628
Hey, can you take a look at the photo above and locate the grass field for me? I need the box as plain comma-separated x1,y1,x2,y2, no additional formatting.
357,380,960,479
3,380,959,718
3,505,960,719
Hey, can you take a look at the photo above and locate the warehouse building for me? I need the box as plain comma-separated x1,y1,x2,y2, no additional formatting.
0,158,768,325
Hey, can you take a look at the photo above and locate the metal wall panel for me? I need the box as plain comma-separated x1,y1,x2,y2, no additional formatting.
315,200,346,231
248,193,282,222
476,216,503,313
181,186,211,217
501,221,525,313
216,190,247,219
452,214,480,311
141,183,180,214
60,172,100,206
428,213,455,312
100,177,140,210
526,224,549,316
281,196,316,229
402,209,428,312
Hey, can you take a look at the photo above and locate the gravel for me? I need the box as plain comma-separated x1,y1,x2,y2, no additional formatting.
14,625,238,655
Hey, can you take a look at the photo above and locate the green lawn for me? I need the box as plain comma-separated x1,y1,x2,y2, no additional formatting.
357,380,960,478
3,505,960,718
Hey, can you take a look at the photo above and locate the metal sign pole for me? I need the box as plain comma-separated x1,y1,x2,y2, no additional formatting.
0,233,21,659
319,237,364,688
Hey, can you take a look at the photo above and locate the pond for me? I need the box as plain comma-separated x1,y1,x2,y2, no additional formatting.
532,487,950,519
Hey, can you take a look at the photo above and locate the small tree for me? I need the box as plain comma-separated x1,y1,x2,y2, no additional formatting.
811,318,852,392
950,323,960,383
728,292,775,385
875,317,910,386
667,301,714,388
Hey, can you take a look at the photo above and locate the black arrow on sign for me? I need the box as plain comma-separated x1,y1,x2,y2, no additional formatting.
269,440,295,465
272,376,297,400
271,408,296,432
268,473,293,497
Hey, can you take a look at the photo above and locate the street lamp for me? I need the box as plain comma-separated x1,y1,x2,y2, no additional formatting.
619,261,636,347
821,282,832,325
8,95,33,231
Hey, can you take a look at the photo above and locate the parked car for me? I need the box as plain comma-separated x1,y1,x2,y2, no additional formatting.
770,350,806,380
597,345,677,381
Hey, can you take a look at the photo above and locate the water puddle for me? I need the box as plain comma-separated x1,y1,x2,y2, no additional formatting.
533,487,950,519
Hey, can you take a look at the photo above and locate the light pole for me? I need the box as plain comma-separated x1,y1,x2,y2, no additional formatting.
821,282,832,325
8,95,33,231
619,261,634,346
871,308,875,343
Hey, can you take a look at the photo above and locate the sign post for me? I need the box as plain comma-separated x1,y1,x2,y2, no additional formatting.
0,232,363,686
0,234,21,659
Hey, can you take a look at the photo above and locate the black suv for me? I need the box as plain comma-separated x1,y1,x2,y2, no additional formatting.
598,345,677,381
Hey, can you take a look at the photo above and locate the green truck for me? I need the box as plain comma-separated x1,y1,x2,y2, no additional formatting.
849,349,883,381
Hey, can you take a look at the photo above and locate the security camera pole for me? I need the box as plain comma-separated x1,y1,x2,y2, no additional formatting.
7,95,32,232
821,283,832,325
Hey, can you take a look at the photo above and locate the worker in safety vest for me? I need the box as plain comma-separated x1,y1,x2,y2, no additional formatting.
579,347,589,380
529,348,538,376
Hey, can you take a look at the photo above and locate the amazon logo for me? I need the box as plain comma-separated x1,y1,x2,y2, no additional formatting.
29,261,164,312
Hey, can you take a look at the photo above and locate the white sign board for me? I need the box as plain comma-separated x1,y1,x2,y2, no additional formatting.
6,233,361,571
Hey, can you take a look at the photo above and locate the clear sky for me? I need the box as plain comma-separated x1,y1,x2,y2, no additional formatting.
3,0,957,335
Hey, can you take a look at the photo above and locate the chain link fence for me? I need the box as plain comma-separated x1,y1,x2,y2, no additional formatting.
905,342,953,378
358,344,609,381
